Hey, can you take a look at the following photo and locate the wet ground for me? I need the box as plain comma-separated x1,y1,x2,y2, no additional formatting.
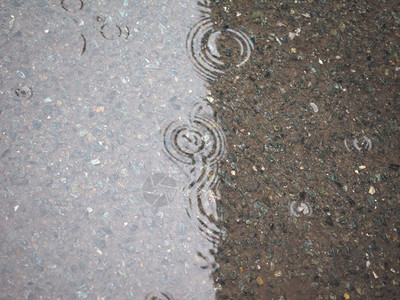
1,0,399,299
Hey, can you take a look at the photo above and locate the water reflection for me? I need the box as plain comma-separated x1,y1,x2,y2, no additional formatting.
0,0,236,299
142,172,178,207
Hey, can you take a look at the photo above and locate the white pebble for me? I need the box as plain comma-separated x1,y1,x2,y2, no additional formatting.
310,102,318,113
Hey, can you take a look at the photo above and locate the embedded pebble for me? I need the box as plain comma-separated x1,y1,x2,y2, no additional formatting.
16,70,25,79
90,159,101,165
368,186,376,195
289,201,312,217
310,102,318,113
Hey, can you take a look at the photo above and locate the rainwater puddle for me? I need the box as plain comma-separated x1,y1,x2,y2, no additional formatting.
0,0,250,298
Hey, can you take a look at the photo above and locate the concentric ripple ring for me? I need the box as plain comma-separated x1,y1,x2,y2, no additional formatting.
186,17,254,82
163,113,226,167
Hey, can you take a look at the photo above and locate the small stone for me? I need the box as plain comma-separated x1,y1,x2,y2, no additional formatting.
78,130,88,137
16,70,25,79
311,259,319,265
256,276,264,286
369,240,378,251
251,10,264,21
274,270,282,277
330,276,340,286
368,186,375,195
366,195,375,207
310,102,318,112
95,106,105,113
375,291,384,297
231,170,236,176
76,291,88,299
359,165,367,170
90,159,101,165
206,96,214,103
117,136,126,145
87,271,94,280
32,120,42,130
325,216,334,226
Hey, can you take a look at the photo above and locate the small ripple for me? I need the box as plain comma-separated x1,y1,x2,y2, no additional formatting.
145,292,175,300
186,17,254,82
344,135,372,152
15,86,33,99
80,34,86,55
163,103,226,245
97,16,130,40
61,0,84,13
163,105,225,167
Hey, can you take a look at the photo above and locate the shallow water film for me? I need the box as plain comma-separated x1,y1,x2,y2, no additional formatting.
1,0,399,299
